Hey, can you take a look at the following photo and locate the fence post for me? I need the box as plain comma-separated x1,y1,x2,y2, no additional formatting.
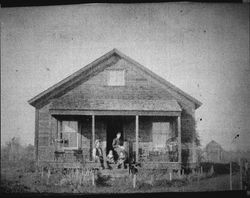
210,165,214,175
47,168,51,185
198,167,200,183
133,174,136,188
41,167,44,178
76,169,79,185
230,161,232,190
239,157,242,190
178,169,181,178
150,174,154,186
92,170,95,186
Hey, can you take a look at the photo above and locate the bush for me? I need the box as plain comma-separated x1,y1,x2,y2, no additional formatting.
95,172,111,187
0,179,31,193
200,162,239,176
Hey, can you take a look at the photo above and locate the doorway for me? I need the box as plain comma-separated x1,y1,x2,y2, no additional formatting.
106,116,124,155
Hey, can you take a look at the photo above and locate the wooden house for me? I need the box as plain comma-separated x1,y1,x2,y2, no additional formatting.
28,49,202,171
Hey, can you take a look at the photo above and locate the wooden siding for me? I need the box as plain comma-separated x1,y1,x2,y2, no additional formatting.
37,104,54,162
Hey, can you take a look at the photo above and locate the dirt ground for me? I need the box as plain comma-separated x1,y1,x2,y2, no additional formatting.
0,167,242,193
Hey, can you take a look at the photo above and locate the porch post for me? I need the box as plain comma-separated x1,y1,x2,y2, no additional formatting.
56,120,59,150
92,115,95,161
135,115,139,162
177,116,181,163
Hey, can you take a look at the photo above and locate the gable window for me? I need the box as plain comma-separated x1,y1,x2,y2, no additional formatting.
152,122,170,148
61,121,78,149
107,70,125,86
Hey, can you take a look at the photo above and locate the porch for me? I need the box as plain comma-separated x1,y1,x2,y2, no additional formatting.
48,110,182,171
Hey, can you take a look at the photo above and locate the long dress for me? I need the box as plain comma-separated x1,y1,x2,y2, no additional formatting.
92,147,105,169
112,137,124,160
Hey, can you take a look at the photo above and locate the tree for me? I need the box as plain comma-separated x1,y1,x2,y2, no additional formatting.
1,137,35,171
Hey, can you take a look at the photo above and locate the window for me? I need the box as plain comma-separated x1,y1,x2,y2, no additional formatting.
108,70,125,86
61,121,78,149
152,122,170,148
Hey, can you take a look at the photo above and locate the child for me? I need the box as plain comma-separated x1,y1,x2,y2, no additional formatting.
106,150,115,169
117,149,126,169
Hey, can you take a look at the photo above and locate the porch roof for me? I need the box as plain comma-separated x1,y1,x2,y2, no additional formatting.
50,98,182,112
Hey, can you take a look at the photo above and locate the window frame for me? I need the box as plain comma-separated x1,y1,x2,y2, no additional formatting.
152,122,170,148
59,120,79,150
107,69,125,86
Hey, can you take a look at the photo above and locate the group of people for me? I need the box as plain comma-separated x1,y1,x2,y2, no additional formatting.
92,132,126,170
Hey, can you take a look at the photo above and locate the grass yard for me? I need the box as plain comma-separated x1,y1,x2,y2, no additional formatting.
0,166,242,194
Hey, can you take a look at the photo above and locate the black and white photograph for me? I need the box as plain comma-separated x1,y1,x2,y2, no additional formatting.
1,1,250,195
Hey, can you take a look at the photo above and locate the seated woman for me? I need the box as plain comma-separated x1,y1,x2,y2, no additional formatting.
106,150,115,169
117,146,127,169
92,139,105,169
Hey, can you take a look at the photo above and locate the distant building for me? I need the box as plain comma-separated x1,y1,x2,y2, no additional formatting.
203,140,224,163
202,140,250,164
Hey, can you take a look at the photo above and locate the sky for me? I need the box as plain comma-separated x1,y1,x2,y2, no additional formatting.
1,3,250,151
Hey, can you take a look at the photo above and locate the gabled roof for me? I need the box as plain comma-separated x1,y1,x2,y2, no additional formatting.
205,140,223,150
28,48,202,109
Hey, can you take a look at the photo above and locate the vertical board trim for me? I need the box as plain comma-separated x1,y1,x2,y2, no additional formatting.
135,115,139,162
35,109,39,163
177,116,181,163
92,115,95,161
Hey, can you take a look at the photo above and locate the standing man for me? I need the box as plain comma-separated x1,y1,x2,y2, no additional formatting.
112,132,124,161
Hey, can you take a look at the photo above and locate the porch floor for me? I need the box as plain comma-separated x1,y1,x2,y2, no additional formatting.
38,160,181,171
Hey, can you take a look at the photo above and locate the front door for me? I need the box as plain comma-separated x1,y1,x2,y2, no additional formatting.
106,116,123,155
